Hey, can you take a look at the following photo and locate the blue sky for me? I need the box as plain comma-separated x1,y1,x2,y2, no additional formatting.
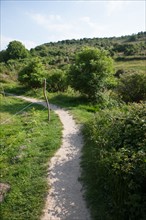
1,0,146,50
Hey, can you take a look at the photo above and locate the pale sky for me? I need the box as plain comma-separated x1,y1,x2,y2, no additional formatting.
1,0,146,50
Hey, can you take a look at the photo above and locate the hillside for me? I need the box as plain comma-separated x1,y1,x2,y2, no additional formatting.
30,31,146,65
0,31,146,90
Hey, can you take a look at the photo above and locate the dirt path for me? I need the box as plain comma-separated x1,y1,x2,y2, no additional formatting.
13,95,90,220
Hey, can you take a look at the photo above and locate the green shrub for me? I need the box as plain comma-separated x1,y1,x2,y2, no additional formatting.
68,47,114,102
46,68,68,92
117,71,146,103
18,58,46,88
82,103,146,220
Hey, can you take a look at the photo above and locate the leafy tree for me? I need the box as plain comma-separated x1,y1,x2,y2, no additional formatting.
117,71,146,103
18,57,46,88
69,47,114,101
0,50,7,62
6,41,29,60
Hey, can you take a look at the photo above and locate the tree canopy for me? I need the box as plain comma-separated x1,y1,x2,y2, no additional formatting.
6,41,29,60
69,47,114,101
18,57,46,88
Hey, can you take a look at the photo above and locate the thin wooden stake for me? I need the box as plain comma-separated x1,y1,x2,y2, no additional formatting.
43,79,50,122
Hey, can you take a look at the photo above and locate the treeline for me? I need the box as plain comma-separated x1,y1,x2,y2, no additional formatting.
0,31,146,64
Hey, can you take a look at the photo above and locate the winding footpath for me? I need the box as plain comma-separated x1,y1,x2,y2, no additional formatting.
12,95,90,220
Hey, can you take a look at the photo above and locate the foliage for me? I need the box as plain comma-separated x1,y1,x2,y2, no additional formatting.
117,71,146,103
18,58,46,88
82,103,146,220
29,31,146,63
6,41,29,60
0,50,8,62
68,47,114,102
124,44,139,56
46,68,68,92
0,95,62,220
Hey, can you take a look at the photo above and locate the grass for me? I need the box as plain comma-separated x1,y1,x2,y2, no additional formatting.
115,59,146,73
1,82,95,123
0,94,62,220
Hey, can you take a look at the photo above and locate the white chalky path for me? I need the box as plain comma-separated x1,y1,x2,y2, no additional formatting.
12,95,90,220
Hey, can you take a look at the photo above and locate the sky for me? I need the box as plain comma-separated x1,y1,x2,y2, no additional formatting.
1,0,146,50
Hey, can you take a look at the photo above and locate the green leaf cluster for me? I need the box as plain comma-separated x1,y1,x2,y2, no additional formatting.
18,58,46,88
46,68,68,92
117,71,146,103
69,47,114,102
82,103,146,220
6,41,29,60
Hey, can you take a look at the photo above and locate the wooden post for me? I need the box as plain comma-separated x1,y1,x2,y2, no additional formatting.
43,79,50,122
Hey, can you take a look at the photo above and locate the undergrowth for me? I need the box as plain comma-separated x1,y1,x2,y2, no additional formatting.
81,102,146,220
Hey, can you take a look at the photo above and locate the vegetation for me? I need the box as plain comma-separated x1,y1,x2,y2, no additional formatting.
46,68,68,92
117,71,146,103
69,47,114,102
18,57,46,88
0,41,29,62
0,95,62,220
0,31,146,220
82,103,146,220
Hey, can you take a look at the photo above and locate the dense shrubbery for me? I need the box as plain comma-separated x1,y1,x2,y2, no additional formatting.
18,58,46,88
117,71,146,103
69,47,114,102
82,103,146,220
46,69,68,92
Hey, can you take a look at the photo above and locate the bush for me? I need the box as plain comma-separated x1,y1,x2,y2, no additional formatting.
18,58,46,88
117,71,146,103
46,69,68,92
68,47,114,102
82,103,146,220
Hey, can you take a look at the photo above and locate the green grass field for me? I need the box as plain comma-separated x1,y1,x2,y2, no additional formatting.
0,95,62,220
115,59,146,73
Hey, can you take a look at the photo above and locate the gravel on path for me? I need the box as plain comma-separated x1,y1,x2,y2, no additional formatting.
12,95,90,220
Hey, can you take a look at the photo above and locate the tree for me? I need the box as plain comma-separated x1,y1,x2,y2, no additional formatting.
18,57,46,88
68,47,114,101
6,41,29,60
0,50,7,62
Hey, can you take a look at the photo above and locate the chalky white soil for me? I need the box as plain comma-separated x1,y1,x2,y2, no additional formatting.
14,95,90,220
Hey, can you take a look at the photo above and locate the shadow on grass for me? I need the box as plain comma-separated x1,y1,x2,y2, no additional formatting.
3,85,98,113
49,93,89,108
49,94,99,113
4,85,30,95
0,96,44,116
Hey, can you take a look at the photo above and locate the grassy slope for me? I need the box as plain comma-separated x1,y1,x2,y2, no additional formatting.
115,59,146,73
0,94,62,220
